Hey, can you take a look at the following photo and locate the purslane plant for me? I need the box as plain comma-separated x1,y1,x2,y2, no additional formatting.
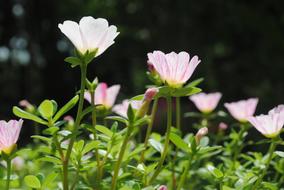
0,15,284,190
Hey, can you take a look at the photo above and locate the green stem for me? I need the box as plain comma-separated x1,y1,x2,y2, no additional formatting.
90,90,101,184
176,97,181,131
148,97,172,185
252,138,277,190
111,124,134,190
70,158,81,190
63,64,87,190
172,97,181,189
177,154,193,190
139,98,158,163
232,124,247,168
5,158,11,190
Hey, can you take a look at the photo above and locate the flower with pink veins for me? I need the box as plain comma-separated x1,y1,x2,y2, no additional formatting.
147,51,201,88
84,83,120,109
0,119,23,154
224,98,258,122
58,16,119,56
248,105,284,138
190,92,222,113
112,100,142,118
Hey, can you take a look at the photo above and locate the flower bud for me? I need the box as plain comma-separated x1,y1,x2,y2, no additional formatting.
195,127,208,145
19,100,35,113
136,88,158,118
218,122,228,131
64,115,74,129
158,186,168,190
12,156,24,171
144,88,159,102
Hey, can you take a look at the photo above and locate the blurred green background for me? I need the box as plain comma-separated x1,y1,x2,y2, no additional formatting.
0,0,284,138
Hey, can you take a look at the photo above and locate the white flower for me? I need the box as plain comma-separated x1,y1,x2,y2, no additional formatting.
58,16,119,56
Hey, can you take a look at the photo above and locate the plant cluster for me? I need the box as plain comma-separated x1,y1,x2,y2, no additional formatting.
0,16,284,190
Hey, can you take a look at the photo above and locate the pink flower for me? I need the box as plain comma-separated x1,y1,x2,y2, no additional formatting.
224,98,258,122
248,105,284,138
190,92,222,113
58,16,119,56
112,100,142,118
0,119,23,154
158,185,168,190
84,83,120,109
147,51,200,88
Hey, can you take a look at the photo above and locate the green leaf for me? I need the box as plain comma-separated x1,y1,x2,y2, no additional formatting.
275,151,284,158
95,125,113,137
42,172,58,188
134,116,150,127
13,106,47,125
169,132,189,152
184,78,204,88
37,156,61,164
156,86,171,97
84,49,98,64
148,139,163,153
82,141,100,155
207,165,223,179
24,175,41,189
131,94,144,101
38,100,56,119
74,140,85,153
106,116,128,125
53,95,79,121
64,56,81,67
127,104,135,123
200,136,209,147
80,105,95,121
31,135,51,143
43,126,59,135
172,87,202,97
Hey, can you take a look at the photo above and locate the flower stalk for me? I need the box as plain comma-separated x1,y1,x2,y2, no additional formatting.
148,96,172,185
63,62,87,190
5,157,11,190
252,137,278,190
90,89,102,184
177,154,193,190
111,124,134,190
139,98,158,163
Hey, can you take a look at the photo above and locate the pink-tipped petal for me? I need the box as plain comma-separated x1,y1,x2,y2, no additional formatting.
106,84,121,107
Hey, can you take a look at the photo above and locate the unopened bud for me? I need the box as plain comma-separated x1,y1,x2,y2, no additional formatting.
218,122,228,131
158,185,168,190
64,115,74,128
144,88,159,102
19,100,35,113
136,88,159,118
195,127,208,144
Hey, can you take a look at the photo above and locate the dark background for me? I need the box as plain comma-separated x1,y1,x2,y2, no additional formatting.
0,0,284,142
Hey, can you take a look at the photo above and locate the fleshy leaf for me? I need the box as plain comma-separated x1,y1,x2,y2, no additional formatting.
13,106,47,125
53,95,79,121
24,175,41,189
